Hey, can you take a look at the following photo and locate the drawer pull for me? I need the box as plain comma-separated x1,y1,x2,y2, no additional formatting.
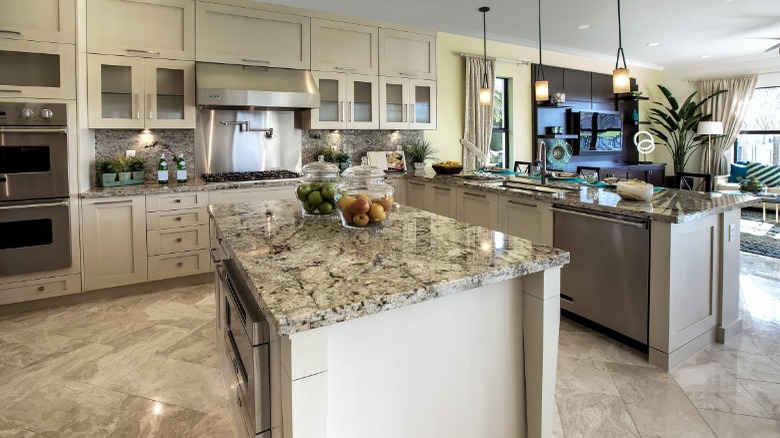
398,72,418,77
174,199,182,203
176,238,182,243
464,192,487,199
0,30,22,36
175,216,182,221
127,49,160,55
92,199,130,205
242,58,270,65
508,200,538,208
177,262,183,267
37,286,45,292
433,186,451,192
0,89,23,93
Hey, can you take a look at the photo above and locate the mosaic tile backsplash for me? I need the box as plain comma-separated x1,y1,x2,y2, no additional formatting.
301,130,425,166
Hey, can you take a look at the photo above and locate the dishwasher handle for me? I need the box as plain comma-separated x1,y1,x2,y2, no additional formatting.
551,206,648,229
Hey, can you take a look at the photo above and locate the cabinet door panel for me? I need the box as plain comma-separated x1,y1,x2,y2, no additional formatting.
379,77,408,130
498,197,553,245
459,191,498,230
311,19,378,75
409,79,436,130
144,59,195,128
563,69,591,102
429,184,457,218
0,39,76,99
87,0,194,60
346,74,379,129
0,0,75,44
148,250,210,280
591,72,615,102
307,71,346,129
406,180,428,210
87,54,144,128
196,3,310,69
379,29,435,79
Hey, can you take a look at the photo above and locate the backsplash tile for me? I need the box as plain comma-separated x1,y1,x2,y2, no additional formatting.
94,130,195,183
301,130,424,166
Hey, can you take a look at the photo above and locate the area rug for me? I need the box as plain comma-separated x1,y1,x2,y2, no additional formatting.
741,209,780,258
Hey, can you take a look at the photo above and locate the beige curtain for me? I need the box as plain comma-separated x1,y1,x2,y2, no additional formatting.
698,75,758,175
462,55,496,172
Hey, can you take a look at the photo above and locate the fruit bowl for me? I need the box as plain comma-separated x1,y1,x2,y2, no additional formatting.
335,192,394,230
432,162,464,175
295,182,338,215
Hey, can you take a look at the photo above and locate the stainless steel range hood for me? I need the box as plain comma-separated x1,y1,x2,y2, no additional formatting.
196,62,320,109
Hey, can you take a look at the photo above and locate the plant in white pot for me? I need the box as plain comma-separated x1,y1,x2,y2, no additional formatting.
404,140,439,169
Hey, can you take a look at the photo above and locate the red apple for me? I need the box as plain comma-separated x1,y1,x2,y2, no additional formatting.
349,197,370,214
353,213,370,227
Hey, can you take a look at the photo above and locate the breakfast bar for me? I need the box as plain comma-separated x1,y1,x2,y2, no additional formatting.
209,199,570,438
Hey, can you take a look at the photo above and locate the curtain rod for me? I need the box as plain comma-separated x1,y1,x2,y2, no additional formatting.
459,52,530,65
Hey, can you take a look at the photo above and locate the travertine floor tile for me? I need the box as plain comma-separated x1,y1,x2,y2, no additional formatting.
556,392,639,438
159,320,218,367
699,409,780,438
0,327,83,367
138,300,213,330
186,397,239,438
706,337,780,383
738,380,780,419
556,356,619,397
0,379,149,437
552,397,565,438
557,331,650,367
559,316,594,335
607,362,716,437
0,420,35,438
107,355,226,413
107,400,205,438
49,310,158,347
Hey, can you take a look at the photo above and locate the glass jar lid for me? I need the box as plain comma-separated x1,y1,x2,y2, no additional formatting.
341,156,385,180
302,155,340,178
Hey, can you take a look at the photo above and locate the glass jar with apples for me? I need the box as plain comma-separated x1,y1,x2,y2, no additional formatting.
335,157,395,229
295,156,341,215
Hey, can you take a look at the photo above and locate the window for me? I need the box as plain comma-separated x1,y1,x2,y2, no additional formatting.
490,78,509,167
735,86,780,165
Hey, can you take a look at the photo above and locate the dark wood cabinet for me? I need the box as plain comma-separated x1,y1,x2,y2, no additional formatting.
564,69,592,102
540,65,564,97
596,163,666,185
591,72,614,102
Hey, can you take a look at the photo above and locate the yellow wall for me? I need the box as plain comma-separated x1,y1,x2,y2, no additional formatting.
426,32,669,169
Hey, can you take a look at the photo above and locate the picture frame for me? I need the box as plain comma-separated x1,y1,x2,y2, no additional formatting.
367,151,407,172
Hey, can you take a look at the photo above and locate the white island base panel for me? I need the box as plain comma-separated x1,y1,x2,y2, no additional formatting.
275,270,561,438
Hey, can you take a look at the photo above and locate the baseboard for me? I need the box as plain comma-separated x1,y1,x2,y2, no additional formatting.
716,318,743,344
649,326,717,371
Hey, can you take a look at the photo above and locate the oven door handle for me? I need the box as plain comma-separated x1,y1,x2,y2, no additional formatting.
0,200,69,211
0,127,67,134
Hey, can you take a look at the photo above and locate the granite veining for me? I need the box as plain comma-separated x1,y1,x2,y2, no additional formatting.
94,129,196,183
301,130,424,167
209,199,570,336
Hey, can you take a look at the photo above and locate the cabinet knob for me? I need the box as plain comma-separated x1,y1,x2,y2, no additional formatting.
175,199,181,203
37,286,45,292
175,216,182,221
177,262,183,267
176,238,182,243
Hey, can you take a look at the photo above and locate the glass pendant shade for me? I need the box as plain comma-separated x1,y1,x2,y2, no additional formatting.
535,80,549,101
479,86,492,105
612,67,630,93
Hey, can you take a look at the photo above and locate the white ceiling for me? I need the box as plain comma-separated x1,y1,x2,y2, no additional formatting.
264,0,780,75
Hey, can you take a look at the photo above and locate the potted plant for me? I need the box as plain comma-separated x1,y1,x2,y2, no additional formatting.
649,84,726,176
128,155,146,180
316,148,351,171
116,156,133,181
95,158,119,186
737,176,767,195
404,140,439,169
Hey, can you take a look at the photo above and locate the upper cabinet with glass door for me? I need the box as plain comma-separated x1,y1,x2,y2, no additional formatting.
87,0,195,60
378,28,436,80
311,19,378,75
0,39,76,99
88,54,194,129
379,77,436,130
305,72,378,130
0,0,75,44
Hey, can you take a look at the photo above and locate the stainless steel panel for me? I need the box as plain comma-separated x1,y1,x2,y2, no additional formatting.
553,206,650,344
196,109,302,175
0,198,71,276
0,130,68,201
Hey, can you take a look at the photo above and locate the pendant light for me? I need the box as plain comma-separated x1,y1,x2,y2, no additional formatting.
534,0,549,101
478,6,492,105
612,0,630,93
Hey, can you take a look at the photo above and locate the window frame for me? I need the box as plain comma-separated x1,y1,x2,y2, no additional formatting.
733,86,780,163
491,77,510,168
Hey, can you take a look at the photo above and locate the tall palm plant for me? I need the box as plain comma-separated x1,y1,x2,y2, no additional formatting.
649,84,726,174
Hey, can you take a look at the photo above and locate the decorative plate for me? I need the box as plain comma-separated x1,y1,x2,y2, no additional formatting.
546,139,573,168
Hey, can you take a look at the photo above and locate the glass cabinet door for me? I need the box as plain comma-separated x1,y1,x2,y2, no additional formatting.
88,54,144,129
0,39,75,99
410,79,436,130
309,72,346,130
347,74,378,129
144,60,195,128
379,77,408,130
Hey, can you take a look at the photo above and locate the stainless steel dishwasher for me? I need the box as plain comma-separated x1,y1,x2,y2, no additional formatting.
552,206,650,345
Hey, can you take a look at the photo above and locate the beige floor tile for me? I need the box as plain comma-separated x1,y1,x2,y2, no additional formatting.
607,362,716,437
699,409,780,438
107,355,227,413
556,392,639,438
138,300,214,330
559,316,594,335
552,397,565,438
557,331,650,367
159,321,218,367
0,379,149,437
0,420,36,438
108,400,205,438
707,337,780,384
671,360,772,418
186,397,239,438
739,380,780,419
49,310,159,348
142,283,215,306
0,327,84,368
556,356,619,397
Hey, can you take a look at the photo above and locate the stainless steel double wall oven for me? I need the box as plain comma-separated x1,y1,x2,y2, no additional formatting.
0,102,71,277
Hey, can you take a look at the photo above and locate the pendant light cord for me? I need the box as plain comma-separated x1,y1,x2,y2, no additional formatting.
615,0,627,69
481,7,489,88
538,0,545,80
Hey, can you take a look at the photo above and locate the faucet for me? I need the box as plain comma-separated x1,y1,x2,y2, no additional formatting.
535,140,547,184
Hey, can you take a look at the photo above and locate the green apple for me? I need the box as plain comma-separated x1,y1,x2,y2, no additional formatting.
307,190,323,206
296,184,312,201
317,201,333,214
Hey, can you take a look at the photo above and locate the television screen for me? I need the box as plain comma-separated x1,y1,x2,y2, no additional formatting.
579,112,622,152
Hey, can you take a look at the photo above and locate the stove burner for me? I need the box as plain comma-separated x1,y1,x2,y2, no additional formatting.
203,170,301,183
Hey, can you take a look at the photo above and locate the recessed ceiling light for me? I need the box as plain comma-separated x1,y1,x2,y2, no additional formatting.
699,55,711,59
647,42,660,47
576,24,590,30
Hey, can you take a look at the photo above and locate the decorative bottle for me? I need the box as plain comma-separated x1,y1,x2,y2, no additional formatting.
158,154,168,184
176,153,187,183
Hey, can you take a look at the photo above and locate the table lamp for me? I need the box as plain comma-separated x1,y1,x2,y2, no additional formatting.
697,121,723,175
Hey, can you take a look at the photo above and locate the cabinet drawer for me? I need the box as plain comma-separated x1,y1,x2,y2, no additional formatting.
0,274,82,305
146,192,208,211
147,224,208,255
148,250,211,281
146,207,208,230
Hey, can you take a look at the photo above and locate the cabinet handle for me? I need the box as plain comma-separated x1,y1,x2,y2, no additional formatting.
0,30,22,36
174,199,182,203
177,262,183,267
409,181,425,187
464,192,487,199
398,72,418,77
147,94,152,119
339,100,344,122
242,58,270,65
127,49,160,56
508,199,538,208
175,216,182,221
176,238,183,243
334,66,356,72
402,103,407,123
92,199,130,205
348,101,353,122
410,104,415,123
0,89,22,93
37,286,45,292
134,94,140,119
433,186,451,192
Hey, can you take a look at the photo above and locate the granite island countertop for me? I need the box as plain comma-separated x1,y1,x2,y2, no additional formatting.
79,177,300,198
209,198,570,336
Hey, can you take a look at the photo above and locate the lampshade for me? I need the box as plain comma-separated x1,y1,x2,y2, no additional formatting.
612,67,631,93
535,80,549,101
479,86,492,105
697,121,723,135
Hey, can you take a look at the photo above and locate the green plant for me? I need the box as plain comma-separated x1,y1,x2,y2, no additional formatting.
316,148,350,163
737,176,767,194
403,139,439,163
95,157,120,173
128,155,146,171
115,156,133,172
649,84,726,174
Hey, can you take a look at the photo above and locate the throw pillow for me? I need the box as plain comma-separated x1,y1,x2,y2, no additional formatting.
746,162,780,187
729,162,748,183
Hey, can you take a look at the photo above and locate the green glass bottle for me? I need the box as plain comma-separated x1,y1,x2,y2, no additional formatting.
157,154,168,184
176,153,187,183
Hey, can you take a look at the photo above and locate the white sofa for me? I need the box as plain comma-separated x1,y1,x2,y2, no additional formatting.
715,175,780,195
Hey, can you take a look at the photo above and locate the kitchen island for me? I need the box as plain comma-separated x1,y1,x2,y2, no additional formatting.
209,199,569,438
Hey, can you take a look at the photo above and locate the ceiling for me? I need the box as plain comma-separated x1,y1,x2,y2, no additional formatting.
264,0,780,75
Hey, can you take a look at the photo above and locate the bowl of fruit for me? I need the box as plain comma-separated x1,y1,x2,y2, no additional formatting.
431,161,464,175
334,158,395,230
295,156,340,215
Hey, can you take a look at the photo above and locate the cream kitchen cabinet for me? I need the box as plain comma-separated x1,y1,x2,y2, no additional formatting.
379,28,436,80
0,0,75,44
81,196,148,291
428,182,459,218
311,18,378,75
497,196,553,245
87,54,195,129
380,77,436,130
458,189,499,230
305,71,379,130
0,39,76,99
405,179,428,210
87,0,195,60
207,186,296,204
386,178,406,205
196,2,310,69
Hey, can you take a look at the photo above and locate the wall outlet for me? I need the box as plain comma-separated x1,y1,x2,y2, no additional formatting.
125,150,136,157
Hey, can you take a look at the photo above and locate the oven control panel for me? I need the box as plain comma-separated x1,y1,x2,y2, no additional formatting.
0,102,67,126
